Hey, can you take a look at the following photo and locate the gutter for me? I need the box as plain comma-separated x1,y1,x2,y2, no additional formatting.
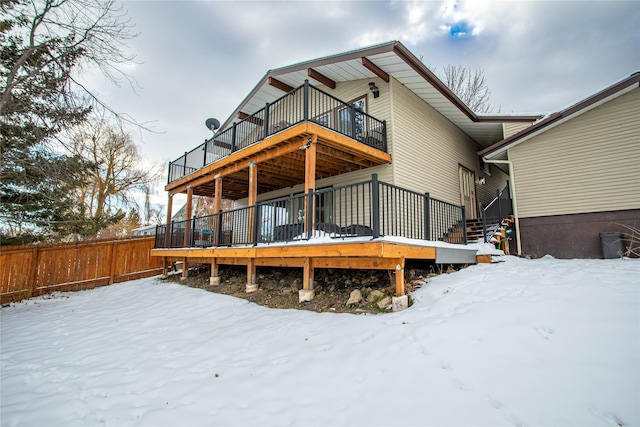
481,158,523,256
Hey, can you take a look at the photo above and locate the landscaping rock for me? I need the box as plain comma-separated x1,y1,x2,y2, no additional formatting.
377,296,392,310
346,289,363,306
367,290,385,303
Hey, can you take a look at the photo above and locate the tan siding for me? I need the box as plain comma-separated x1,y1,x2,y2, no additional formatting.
503,122,533,139
477,165,510,209
509,88,640,217
390,78,479,206
316,78,393,154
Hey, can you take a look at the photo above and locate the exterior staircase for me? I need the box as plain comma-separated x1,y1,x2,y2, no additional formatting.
466,218,485,242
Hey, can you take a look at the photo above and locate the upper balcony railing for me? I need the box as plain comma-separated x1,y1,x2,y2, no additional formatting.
167,80,388,184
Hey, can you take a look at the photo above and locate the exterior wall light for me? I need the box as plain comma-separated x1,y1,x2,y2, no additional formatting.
369,82,379,98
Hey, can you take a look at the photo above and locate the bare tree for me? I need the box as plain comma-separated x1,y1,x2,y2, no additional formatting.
440,65,495,114
0,0,137,119
69,117,163,232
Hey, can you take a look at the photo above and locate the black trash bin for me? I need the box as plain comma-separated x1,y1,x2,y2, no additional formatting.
600,232,624,259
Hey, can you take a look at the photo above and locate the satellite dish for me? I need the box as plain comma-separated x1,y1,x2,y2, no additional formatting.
205,118,220,132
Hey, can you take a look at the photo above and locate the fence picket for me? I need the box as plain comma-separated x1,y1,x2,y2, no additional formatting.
1,237,163,305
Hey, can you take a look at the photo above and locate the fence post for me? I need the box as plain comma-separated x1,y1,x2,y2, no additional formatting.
169,221,175,248
371,174,380,239
27,246,39,299
183,152,187,177
252,205,261,246
109,240,118,284
264,102,270,139
231,122,237,153
424,192,430,241
306,189,314,240
497,188,502,220
382,120,388,152
216,211,223,247
461,206,467,244
303,80,309,121
350,104,356,139
482,212,488,243
203,140,208,167
190,215,196,247
167,161,172,184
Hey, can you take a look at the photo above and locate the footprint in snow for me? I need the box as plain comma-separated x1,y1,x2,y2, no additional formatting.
534,325,555,340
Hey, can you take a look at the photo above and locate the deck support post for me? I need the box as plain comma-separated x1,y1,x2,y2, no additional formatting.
392,259,408,311
299,257,315,302
246,258,258,293
304,136,317,237
213,177,222,246
248,162,258,245
184,186,193,247
210,259,220,285
394,260,405,296
164,193,174,249
181,257,189,280
161,256,168,279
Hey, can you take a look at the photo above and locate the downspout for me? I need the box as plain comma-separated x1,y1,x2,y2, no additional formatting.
481,157,523,256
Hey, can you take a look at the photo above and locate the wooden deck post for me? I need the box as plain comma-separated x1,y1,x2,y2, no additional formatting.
299,257,315,302
304,136,317,236
181,257,189,280
210,258,220,285
213,177,222,244
246,258,258,293
184,186,193,248
248,162,257,244
164,193,174,249
394,259,405,297
392,258,409,312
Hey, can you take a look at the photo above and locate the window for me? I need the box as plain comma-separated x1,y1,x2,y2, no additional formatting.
338,97,366,140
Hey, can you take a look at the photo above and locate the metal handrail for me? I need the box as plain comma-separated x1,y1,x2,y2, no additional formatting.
166,82,388,184
155,175,467,248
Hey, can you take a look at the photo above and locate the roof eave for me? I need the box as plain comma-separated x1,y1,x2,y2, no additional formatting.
480,72,640,159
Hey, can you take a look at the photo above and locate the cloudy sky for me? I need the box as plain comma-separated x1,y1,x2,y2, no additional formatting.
86,0,639,178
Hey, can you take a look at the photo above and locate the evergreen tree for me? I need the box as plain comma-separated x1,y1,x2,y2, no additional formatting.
0,0,136,245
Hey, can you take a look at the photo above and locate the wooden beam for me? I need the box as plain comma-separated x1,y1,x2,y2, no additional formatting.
312,257,403,270
268,77,294,93
362,57,389,82
394,259,405,297
237,112,264,127
304,136,317,194
247,258,256,285
184,186,193,247
210,258,220,285
168,136,306,194
164,193,173,248
308,68,336,89
248,163,257,244
303,257,313,290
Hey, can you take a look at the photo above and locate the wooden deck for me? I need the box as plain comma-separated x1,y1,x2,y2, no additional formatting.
151,238,477,299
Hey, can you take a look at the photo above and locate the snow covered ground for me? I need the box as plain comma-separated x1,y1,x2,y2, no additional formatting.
1,256,638,426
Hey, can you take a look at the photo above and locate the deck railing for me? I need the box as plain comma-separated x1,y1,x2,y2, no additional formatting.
482,182,512,242
167,81,388,184
155,175,466,248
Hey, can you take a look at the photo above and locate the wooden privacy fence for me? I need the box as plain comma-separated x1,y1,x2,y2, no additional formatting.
1,236,163,305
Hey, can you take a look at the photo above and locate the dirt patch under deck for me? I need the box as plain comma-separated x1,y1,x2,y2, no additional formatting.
166,263,461,314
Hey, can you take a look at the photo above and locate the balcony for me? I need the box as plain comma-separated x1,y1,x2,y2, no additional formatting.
155,175,468,249
166,81,388,198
